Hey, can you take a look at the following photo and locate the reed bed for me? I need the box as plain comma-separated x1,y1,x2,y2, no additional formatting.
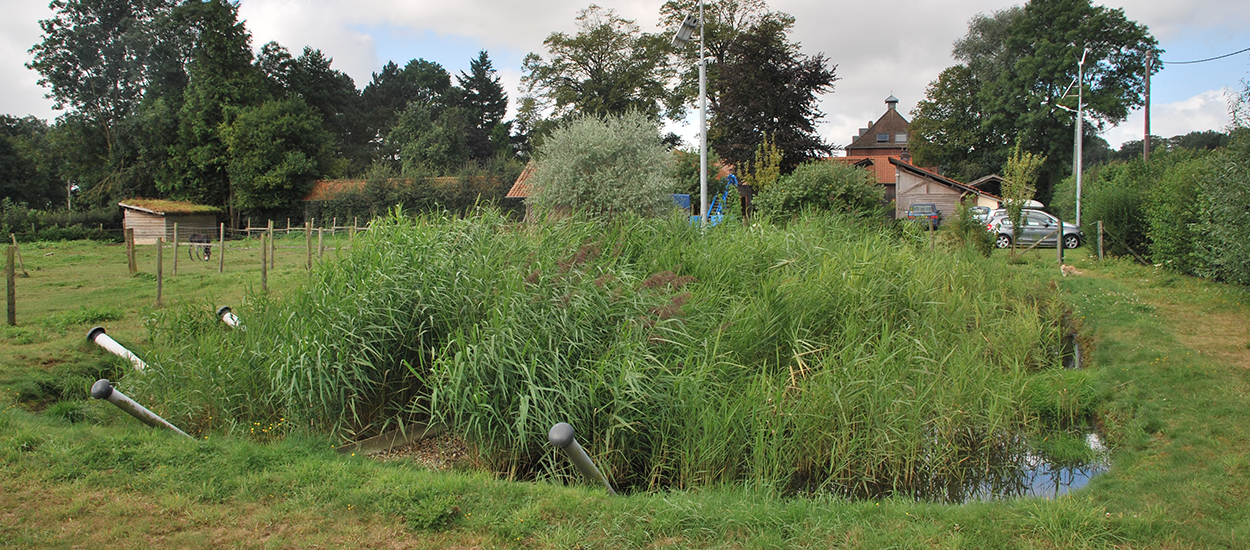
134,208,1082,499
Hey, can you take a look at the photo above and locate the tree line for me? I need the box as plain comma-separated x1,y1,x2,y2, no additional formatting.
4,0,514,227
2,0,839,227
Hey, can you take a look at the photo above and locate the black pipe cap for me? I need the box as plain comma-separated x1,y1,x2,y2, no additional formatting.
216,306,232,317
548,422,575,448
87,326,106,342
90,379,113,400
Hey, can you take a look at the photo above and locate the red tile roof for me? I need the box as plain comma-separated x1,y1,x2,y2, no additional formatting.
506,163,537,198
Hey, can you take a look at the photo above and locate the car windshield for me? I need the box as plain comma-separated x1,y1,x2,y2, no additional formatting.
910,205,935,213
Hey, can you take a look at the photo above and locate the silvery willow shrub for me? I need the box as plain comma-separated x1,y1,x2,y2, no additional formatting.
527,112,676,219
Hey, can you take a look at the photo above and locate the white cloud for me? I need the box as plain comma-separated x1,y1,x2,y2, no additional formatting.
1,1,58,122
1102,88,1233,147
4,0,1249,140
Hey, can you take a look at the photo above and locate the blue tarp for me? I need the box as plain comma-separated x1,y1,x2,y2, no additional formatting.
670,194,691,209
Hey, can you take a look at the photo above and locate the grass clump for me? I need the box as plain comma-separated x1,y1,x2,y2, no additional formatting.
133,208,1087,499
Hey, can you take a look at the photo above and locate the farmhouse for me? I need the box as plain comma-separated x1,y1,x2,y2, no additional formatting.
118,200,221,245
836,95,920,211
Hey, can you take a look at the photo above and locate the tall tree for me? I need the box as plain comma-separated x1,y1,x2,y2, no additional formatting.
709,19,836,173
27,0,182,202
520,5,676,122
911,0,1159,201
909,65,998,183
386,101,469,176
221,97,334,217
288,47,366,172
361,59,456,161
659,0,793,116
164,0,267,222
457,51,509,161
0,116,57,208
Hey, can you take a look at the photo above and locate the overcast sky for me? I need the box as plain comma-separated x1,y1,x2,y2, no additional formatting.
3,0,1248,151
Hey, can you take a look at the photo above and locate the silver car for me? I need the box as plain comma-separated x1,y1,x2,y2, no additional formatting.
986,209,1083,249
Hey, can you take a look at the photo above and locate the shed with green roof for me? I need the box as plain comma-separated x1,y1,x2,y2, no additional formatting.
118,200,222,245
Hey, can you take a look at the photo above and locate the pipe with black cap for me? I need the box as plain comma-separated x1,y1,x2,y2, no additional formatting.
216,305,240,328
87,326,147,371
90,379,193,439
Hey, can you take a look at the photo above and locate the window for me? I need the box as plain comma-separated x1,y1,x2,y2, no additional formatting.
876,133,889,142
895,133,908,143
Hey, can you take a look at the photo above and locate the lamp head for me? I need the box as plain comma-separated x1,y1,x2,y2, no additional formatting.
671,14,698,48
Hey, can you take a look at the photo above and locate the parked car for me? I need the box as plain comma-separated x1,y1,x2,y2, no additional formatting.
969,206,991,224
905,203,942,228
986,209,1083,249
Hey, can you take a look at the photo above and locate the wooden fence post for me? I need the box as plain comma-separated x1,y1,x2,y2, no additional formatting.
6,246,15,326
1097,221,1104,261
305,221,312,271
261,232,268,293
267,219,275,270
1057,225,1064,270
218,222,225,273
156,237,164,307
331,217,337,235
318,228,324,258
172,222,179,277
125,228,136,274
9,235,28,278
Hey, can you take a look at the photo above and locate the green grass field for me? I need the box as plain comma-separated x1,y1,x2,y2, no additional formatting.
3,219,1249,548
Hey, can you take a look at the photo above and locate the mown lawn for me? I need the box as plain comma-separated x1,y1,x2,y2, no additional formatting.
2,235,1248,548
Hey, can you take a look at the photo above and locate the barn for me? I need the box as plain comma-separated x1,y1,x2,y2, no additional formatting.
118,200,221,245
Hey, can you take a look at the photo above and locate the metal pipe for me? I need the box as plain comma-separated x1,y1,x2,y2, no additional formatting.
216,305,240,328
91,379,193,439
548,422,616,495
87,326,147,371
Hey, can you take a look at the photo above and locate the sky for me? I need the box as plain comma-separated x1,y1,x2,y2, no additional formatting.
3,0,1248,152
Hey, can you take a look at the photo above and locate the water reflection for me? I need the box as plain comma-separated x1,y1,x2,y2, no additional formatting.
967,432,1109,502
826,431,1110,504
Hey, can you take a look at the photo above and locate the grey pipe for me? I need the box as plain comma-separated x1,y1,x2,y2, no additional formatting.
216,305,240,328
90,379,193,440
87,326,147,371
548,422,616,495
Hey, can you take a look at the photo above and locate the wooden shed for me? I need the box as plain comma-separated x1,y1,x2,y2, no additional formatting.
888,158,1001,219
119,200,221,245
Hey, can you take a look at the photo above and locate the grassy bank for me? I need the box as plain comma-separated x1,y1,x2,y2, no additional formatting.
3,218,1248,547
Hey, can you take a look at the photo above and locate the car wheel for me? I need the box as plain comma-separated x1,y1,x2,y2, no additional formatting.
995,234,1012,249
1063,234,1081,249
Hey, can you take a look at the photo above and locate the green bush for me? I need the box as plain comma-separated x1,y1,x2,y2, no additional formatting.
1056,160,1161,256
1144,152,1213,275
947,198,994,256
527,112,675,219
1,199,123,243
753,160,882,218
1198,128,1250,284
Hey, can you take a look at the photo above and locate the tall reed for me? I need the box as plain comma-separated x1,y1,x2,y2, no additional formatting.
135,208,1081,498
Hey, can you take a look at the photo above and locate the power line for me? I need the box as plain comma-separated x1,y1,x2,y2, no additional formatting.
1161,47,1250,65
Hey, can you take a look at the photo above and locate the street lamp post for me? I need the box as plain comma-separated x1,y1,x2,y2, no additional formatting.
1057,47,1088,227
1075,48,1086,227
672,2,707,226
